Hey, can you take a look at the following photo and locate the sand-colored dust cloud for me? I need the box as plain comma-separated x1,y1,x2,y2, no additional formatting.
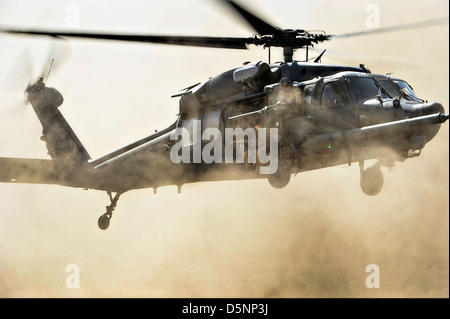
0,0,448,297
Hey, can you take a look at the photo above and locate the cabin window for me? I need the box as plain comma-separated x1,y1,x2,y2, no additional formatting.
180,116,199,147
202,108,223,142
321,81,348,109
303,86,314,105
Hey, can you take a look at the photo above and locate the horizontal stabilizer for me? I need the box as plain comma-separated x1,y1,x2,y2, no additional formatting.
0,157,59,185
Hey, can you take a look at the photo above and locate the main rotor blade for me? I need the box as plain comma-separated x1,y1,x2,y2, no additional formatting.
221,0,282,35
310,46,439,68
0,28,251,49
332,16,449,39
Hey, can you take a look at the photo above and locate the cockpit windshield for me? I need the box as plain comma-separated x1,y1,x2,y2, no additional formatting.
394,80,423,102
346,76,406,104
374,78,402,99
346,77,386,103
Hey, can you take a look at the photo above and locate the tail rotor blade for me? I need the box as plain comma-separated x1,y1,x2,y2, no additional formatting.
1,39,72,117
0,46,33,115
39,38,72,81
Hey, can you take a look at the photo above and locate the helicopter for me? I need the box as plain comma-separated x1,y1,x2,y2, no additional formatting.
0,0,448,230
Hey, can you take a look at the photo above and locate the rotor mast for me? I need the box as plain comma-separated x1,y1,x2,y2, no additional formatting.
283,46,294,62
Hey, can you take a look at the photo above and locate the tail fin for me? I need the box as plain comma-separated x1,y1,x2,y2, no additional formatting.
26,78,91,165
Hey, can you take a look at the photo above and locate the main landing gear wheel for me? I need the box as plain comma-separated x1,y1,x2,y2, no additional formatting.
97,192,122,230
360,164,384,196
268,160,291,189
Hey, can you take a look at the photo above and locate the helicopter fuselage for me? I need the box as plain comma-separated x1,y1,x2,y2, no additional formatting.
2,61,445,196
70,62,446,193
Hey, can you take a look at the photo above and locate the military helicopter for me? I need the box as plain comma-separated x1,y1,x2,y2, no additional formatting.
0,0,448,230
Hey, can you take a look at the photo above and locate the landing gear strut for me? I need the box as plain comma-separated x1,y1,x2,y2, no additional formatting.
359,161,384,196
98,192,122,230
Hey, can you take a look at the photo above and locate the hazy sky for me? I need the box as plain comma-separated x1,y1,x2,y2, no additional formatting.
0,0,448,298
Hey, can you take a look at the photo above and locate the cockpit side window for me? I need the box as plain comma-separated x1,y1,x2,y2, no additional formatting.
303,86,314,105
321,81,348,109
394,80,423,102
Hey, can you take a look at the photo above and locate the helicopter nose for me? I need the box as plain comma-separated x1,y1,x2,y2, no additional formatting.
420,102,445,116
415,102,447,144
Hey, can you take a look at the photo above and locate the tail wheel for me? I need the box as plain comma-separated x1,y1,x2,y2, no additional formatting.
360,166,384,196
97,192,122,230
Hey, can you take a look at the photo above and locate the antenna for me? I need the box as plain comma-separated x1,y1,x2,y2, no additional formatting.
45,59,55,82
314,49,327,63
